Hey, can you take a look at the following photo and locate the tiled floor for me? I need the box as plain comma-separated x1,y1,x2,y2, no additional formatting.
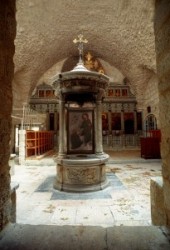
12,150,162,227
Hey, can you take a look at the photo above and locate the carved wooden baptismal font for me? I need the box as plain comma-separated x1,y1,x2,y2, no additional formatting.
53,35,110,192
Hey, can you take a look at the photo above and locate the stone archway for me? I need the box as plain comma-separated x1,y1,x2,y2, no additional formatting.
151,0,170,225
0,0,16,230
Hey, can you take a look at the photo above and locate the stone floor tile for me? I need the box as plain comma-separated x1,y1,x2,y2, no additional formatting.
114,220,151,226
75,206,115,226
12,153,162,227
51,206,77,225
27,192,52,205
23,205,54,225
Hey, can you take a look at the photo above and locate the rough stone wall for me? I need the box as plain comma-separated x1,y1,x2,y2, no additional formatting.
0,0,16,230
143,74,160,127
13,0,156,110
154,0,170,224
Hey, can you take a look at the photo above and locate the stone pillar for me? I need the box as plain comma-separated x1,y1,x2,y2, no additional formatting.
9,154,16,176
15,124,19,154
150,177,166,225
95,100,103,154
10,182,19,223
54,111,58,148
0,0,16,231
18,130,26,165
58,100,65,157
154,0,170,225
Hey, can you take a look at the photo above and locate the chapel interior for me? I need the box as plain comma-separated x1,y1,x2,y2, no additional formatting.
0,0,170,249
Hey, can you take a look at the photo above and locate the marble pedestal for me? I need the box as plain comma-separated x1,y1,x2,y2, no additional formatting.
54,153,109,192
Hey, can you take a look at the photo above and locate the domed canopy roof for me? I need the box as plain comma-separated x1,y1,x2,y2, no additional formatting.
52,35,109,102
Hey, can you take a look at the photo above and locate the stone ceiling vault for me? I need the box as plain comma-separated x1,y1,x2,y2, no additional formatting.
13,0,156,110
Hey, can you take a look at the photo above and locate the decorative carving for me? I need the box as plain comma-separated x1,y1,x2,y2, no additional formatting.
59,79,107,94
66,167,98,184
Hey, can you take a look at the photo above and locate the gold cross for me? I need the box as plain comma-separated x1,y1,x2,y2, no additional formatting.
73,34,88,44
73,34,88,64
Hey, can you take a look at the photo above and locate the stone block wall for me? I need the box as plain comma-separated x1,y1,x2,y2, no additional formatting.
0,0,16,231
154,0,170,225
150,177,166,225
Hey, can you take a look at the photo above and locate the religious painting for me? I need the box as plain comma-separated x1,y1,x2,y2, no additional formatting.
39,90,45,98
122,88,128,97
102,112,108,133
115,89,120,97
111,113,121,131
108,89,114,97
67,109,94,154
46,90,52,97
124,112,134,134
45,90,55,97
